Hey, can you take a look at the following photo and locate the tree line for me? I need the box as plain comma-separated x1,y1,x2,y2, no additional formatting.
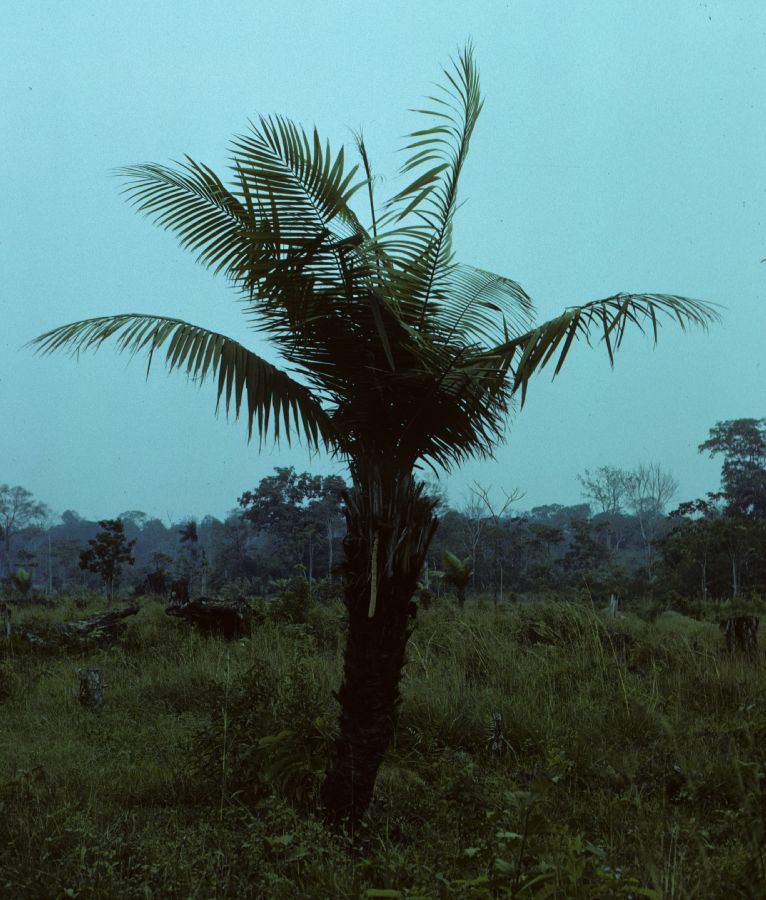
3,418,763,606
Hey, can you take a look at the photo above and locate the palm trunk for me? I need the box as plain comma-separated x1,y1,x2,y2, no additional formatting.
320,470,437,833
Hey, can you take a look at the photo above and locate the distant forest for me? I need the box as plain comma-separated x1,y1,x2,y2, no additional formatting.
2,418,765,609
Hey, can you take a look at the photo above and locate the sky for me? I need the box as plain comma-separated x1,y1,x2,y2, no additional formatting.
2,0,764,523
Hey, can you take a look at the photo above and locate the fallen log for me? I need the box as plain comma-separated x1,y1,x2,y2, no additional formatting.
13,604,140,649
165,596,257,639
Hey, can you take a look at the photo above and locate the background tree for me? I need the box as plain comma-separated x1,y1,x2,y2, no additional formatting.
470,483,522,604
145,551,174,595
457,494,489,590
239,467,347,590
663,492,766,600
624,463,678,579
563,519,613,586
522,522,565,588
49,539,86,592
0,485,47,575
311,475,347,584
664,496,719,602
578,465,630,552
699,418,766,518
577,466,628,516
79,519,136,601
34,46,716,829
207,512,263,590
177,519,208,595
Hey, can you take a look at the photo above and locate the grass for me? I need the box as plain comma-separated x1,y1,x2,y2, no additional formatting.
0,595,764,897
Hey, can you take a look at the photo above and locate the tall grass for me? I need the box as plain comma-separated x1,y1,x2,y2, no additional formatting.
1,595,764,897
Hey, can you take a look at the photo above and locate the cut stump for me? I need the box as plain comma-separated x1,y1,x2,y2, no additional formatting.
78,669,103,708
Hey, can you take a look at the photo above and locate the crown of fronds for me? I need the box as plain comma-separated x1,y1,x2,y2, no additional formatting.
32,44,718,474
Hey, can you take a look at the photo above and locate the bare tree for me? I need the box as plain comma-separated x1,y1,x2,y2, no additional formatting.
577,466,628,515
624,463,678,576
470,482,524,604
459,494,489,589
0,485,48,576
577,465,631,551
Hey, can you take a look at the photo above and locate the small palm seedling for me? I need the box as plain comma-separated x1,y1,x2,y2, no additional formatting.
443,551,474,609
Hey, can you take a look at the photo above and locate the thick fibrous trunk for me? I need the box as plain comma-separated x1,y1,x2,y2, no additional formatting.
320,471,437,832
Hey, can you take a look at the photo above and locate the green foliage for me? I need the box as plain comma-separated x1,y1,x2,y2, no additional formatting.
442,550,472,589
271,568,312,624
442,550,472,607
32,46,716,473
10,567,33,597
79,519,136,599
190,638,334,811
699,418,766,519
1,595,766,895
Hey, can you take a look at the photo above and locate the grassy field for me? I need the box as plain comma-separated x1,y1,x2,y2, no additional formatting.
1,595,764,898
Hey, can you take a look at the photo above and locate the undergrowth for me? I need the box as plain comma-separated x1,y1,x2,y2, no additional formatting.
0,595,764,897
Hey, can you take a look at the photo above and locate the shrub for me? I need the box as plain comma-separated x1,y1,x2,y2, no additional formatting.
189,646,335,811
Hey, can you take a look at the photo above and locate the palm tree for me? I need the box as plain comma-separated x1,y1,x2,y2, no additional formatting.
442,551,473,608
32,45,717,830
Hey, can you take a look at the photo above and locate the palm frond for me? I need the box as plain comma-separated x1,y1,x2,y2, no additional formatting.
480,293,720,406
31,315,338,450
378,44,483,330
437,264,536,346
232,115,367,241
229,115,372,303
116,159,251,276
36,45,719,488
116,126,399,398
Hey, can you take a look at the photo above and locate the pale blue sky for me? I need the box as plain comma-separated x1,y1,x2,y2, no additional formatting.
2,0,764,520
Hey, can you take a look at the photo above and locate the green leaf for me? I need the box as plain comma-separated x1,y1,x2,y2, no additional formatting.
30,314,337,451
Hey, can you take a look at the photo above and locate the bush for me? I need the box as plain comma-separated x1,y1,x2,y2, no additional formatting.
189,644,335,811
271,571,312,624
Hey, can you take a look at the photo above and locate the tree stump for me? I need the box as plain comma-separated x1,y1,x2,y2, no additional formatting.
169,578,190,603
720,615,759,658
78,669,103,708
165,596,256,639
